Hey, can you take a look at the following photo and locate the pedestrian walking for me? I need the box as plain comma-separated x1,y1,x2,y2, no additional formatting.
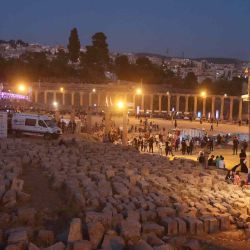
233,137,239,155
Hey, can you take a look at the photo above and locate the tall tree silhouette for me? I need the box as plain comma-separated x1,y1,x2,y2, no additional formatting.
67,28,81,63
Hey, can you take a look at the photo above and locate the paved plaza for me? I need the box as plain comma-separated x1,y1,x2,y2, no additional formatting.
89,115,249,169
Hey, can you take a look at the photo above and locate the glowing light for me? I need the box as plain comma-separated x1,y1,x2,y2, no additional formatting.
53,101,58,107
18,84,26,92
92,88,96,93
136,88,142,95
224,93,227,97
60,87,64,92
117,100,124,109
200,91,206,98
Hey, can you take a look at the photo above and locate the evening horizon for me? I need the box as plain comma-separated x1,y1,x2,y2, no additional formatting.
0,0,250,60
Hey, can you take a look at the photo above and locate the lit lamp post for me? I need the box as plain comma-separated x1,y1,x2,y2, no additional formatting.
135,87,143,115
116,100,128,146
200,91,207,118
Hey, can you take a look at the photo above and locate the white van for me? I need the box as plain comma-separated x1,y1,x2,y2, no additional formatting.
12,113,62,139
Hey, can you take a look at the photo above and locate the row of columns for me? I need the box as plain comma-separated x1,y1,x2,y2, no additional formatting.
136,94,243,121
33,90,243,121
37,91,102,107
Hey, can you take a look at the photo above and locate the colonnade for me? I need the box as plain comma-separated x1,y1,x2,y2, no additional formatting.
33,90,243,121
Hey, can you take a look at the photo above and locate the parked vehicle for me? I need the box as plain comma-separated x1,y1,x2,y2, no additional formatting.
11,113,62,139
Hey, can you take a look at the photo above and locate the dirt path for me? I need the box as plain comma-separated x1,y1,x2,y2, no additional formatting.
22,166,64,212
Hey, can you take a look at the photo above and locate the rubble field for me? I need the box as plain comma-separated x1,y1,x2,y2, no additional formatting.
0,137,250,250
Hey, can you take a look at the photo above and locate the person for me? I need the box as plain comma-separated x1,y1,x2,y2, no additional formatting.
168,141,174,156
158,141,163,155
215,155,220,168
181,140,186,155
198,151,205,167
148,137,154,153
189,139,194,155
218,156,225,169
234,172,241,185
175,138,180,152
208,155,216,167
233,137,239,155
217,134,222,145
208,138,214,152
241,140,248,153
239,149,247,165
165,141,169,156
186,140,190,155
144,139,149,152
216,119,219,127
210,124,213,131
225,170,234,183
174,119,177,129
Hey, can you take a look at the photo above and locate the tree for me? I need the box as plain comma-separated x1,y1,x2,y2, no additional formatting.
184,72,198,88
81,32,110,82
115,55,131,80
67,28,81,63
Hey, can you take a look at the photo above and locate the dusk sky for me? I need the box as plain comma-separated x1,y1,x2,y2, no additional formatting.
1,0,249,60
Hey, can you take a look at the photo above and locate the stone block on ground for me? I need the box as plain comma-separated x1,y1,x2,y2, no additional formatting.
38,230,54,245
217,215,230,231
87,222,105,249
68,218,83,242
120,219,141,243
142,223,164,237
200,216,219,234
174,217,187,235
101,235,125,250
43,242,65,250
73,240,91,250
8,230,28,245
161,218,177,235
132,240,153,250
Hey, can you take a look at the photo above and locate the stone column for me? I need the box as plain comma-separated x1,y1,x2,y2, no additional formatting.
133,94,136,111
62,93,65,105
34,91,38,103
53,91,56,101
80,92,83,106
220,97,224,120
89,93,92,107
71,92,75,106
122,108,128,146
167,94,171,112
176,95,180,112
211,96,215,118
150,94,154,112
185,96,189,112
193,96,197,116
158,95,162,112
44,91,47,104
141,95,145,112
97,93,101,107
229,97,234,121
238,98,242,121
202,97,206,117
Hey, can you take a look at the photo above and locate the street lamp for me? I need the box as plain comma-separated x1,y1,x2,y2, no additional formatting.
136,88,142,95
53,101,58,108
17,83,26,93
200,91,206,98
116,100,128,146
